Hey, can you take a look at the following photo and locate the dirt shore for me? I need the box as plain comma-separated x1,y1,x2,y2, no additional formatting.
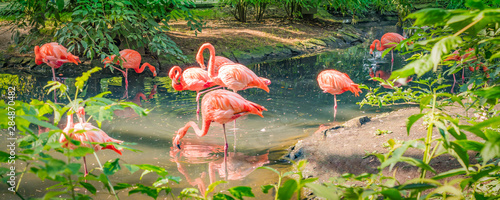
286,105,485,195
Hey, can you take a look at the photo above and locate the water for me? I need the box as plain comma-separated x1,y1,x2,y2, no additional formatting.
0,45,408,199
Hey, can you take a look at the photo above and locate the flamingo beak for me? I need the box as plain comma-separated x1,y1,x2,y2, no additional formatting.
176,144,181,149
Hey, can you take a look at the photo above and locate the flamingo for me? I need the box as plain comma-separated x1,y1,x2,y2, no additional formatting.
169,66,218,120
369,67,412,89
172,89,267,169
60,107,123,177
102,49,158,92
196,43,235,72
369,33,406,70
34,42,81,102
317,69,362,121
202,43,270,93
443,48,487,92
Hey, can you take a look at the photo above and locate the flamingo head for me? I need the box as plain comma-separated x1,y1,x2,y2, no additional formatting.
76,107,86,122
173,133,181,149
34,46,43,65
369,42,376,55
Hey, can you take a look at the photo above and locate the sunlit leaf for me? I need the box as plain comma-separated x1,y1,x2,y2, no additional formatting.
407,113,425,135
278,179,298,200
228,186,254,200
205,180,227,198
103,158,121,175
305,183,340,200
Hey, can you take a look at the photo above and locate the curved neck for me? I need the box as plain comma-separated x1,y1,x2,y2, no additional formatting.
135,63,156,76
196,44,208,69
134,93,147,101
174,120,212,146
374,40,383,51
169,66,182,82
65,113,74,130
205,44,217,78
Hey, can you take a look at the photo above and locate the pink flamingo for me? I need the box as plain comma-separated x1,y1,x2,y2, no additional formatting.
169,66,217,120
60,107,123,177
196,43,235,72
443,48,486,92
317,69,362,121
369,68,412,89
172,89,267,168
370,33,406,70
202,43,270,93
34,42,81,102
102,49,158,91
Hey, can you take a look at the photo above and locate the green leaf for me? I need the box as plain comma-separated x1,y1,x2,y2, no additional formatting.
406,8,450,26
305,183,340,200
80,182,97,194
261,185,274,194
129,184,159,199
400,157,436,173
70,147,93,157
206,180,227,198
213,193,236,200
466,0,486,10
453,140,484,151
114,183,133,190
380,188,402,200
20,115,59,130
278,179,298,200
407,113,425,135
433,168,467,180
103,158,121,175
257,166,280,175
228,186,254,200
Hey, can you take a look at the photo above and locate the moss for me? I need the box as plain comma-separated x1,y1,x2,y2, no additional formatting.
307,38,327,46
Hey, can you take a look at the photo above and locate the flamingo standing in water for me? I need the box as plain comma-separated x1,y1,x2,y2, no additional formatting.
196,43,235,72
34,42,81,102
172,89,267,169
370,33,406,70
60,107,123,177
202,43,270,93
102,49,158,93
317,69,362,121
169,66,217,120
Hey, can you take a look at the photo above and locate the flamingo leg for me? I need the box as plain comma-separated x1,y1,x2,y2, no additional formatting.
451,74,456,94
196,91,200,121
83,156,88,180
334,94,338,121
233,120,236,152
391,50,394,71
461,67,465,84
51,67,57,103
222,124,228,181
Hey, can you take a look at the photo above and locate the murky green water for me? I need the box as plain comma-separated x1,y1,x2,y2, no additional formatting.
0,45,409,199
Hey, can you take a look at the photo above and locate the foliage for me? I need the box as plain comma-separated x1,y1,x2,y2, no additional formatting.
1,0,204,61
0,67,182,199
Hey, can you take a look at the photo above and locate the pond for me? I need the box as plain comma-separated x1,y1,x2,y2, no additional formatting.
0,45,409,199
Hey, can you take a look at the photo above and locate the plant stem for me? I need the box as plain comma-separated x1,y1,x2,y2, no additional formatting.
453,15,484,37
15,161,30,192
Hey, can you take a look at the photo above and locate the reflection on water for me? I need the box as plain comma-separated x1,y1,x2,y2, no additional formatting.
0,46,409,199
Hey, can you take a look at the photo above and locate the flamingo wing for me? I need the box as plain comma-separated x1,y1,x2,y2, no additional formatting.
317,70,361,96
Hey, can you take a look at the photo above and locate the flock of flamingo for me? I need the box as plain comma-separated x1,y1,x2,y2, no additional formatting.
34,32,410,177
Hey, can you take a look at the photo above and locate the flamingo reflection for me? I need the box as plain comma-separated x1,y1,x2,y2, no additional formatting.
170,139,269,193
369,67,412,89
114,85,157,119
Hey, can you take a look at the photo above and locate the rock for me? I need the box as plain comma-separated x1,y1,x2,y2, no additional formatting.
343,116,371,128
